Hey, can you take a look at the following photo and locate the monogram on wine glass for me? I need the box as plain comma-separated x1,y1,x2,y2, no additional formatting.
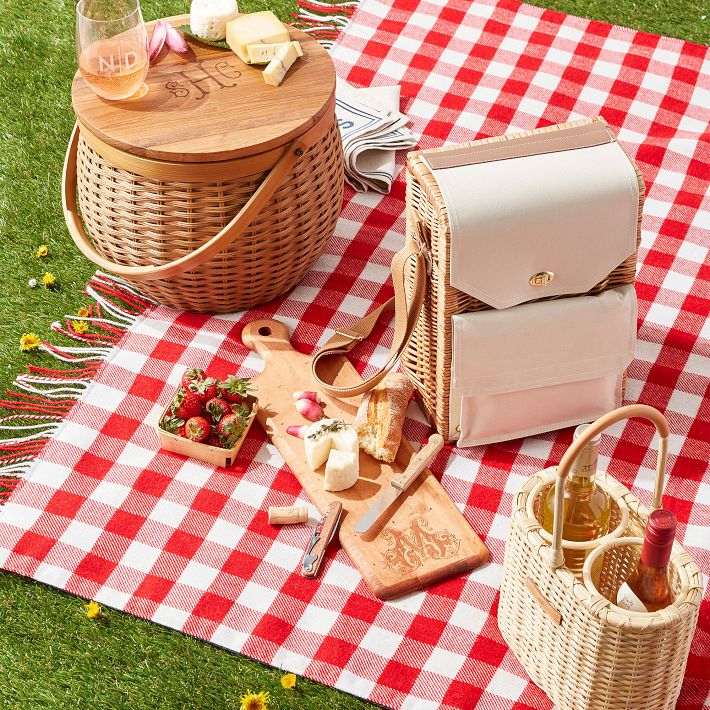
76,0,149,101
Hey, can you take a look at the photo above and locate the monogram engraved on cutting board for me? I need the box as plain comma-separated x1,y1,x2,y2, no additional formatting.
165,59,242,100
381,517,460,573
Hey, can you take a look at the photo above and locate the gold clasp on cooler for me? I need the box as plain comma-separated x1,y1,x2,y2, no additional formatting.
529,271,555,287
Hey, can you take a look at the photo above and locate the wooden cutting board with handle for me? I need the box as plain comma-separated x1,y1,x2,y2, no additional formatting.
242,319,488,600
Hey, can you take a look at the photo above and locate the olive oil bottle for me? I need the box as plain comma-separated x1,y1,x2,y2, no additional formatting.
540,424,612,573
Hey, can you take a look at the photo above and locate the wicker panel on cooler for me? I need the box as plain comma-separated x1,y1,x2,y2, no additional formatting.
403,118,644,441
75,119,344,313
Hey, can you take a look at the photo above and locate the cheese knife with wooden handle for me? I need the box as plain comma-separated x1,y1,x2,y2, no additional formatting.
354,434,445,534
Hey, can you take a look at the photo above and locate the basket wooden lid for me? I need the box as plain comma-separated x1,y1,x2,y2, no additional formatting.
72,15,336,163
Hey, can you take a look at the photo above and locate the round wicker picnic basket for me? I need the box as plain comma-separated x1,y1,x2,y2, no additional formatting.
63,17,343,313
498,405,702,710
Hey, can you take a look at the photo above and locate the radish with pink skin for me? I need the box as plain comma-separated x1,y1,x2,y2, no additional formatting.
296,399,324,421
287,425,308,439
292,390,321,404
148,21,167,63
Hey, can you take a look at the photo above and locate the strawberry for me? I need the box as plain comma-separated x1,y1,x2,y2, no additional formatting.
185,416,210,442
217,412,247,447
218,375,252,404
161,414,185,434
205,397,230,422
181,367,205,392
189,376,218,403
175,424,187,438
230,401,251,419
205,433,223,448
172,388,203,420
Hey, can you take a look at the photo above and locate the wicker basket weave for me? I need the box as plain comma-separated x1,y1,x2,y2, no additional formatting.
403,117,644,441
498,405,702,710
63,112,343,313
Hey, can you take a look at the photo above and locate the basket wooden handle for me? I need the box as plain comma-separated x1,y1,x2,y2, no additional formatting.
549,404,670,569
62,119,321,282
310,235,427,398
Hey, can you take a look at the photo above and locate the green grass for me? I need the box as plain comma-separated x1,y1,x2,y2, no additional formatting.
0,1,706,709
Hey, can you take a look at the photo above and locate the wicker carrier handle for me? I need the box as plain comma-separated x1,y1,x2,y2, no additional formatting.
61,113,329,282
549,404,670,569
311,235,427,398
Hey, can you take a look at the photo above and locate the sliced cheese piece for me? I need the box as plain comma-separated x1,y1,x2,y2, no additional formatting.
262,41,300,87
304,419,336,470
247,40,302,65
324,450,359,492
189,0,239,42
329,425,359,456
226,11,290,64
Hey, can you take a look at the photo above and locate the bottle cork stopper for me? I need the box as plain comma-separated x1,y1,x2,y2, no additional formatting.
268,506,308,525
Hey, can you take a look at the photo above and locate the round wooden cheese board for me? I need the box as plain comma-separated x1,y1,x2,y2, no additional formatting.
71,15,336,162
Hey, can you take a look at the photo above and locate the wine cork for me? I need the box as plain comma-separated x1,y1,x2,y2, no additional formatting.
268,506,308,525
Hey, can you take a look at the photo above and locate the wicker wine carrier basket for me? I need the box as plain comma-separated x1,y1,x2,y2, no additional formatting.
403,117,644,442
63,16,343,313
499,405,702,710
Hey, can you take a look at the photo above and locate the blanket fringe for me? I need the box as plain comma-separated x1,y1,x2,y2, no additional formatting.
0,273,154,501
293,0,360,48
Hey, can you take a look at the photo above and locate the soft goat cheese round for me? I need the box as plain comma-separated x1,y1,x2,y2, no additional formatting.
190,0,239,41
303,419,358,470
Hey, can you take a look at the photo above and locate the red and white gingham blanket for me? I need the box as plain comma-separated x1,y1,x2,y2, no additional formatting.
1,1,708,708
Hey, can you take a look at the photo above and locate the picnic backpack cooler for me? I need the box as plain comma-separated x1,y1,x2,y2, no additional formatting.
313,117,645,446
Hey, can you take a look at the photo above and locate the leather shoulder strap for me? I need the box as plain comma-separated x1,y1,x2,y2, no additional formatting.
311,239,427,398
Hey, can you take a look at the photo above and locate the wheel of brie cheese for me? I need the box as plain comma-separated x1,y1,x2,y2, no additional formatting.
189,0,239,41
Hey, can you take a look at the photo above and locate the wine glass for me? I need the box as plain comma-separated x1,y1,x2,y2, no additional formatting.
76,0,149,101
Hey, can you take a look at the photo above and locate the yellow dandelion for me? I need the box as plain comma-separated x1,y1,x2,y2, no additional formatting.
280,673,297,690
71,320,89,334
239,690,270,710
36,244,49,258
77,307,90,318
20,333,41,352
42,272,57,288
85,600,101,620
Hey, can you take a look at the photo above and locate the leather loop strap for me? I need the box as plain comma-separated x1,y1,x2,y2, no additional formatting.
312,238,427,398
549,404,670,570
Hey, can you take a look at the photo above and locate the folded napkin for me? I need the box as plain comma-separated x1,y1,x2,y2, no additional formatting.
335,77,418,193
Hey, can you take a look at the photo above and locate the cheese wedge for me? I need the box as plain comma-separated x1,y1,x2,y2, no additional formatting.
304,419,359,470
247,40,302,65
324,450,359,492
189,0,239,41
263,40,300,86
226,11,290,64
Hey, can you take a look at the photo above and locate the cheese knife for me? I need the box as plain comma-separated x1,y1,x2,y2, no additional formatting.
354,434,445,534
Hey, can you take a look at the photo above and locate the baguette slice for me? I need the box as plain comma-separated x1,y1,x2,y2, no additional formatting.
354,372,414,463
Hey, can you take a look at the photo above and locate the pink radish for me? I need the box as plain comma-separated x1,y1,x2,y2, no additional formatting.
292,391,321,404
148,21,167,63
296,399,324,421
165,25,189,54
287,425,308,439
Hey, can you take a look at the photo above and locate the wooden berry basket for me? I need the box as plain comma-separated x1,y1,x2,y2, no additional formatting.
156,394,258,468
63,16,343,313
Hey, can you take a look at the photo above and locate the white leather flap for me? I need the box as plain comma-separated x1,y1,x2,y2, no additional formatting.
451,285,637,396
421,124,639,309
